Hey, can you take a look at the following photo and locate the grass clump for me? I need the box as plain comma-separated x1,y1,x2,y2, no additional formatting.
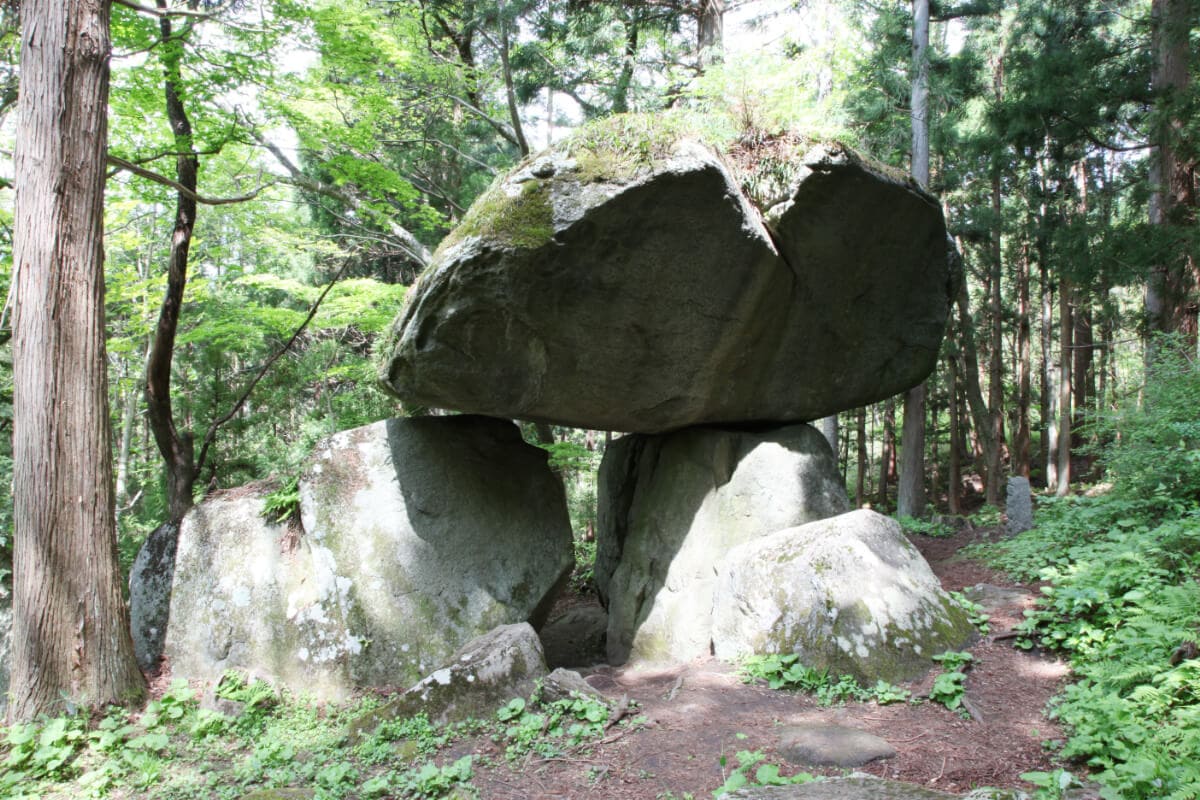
739,653,911,706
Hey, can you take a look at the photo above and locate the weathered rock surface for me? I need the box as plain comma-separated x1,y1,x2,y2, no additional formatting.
599,424,850,665
1005,476,1034,536
165,417,573,698
537,667,608,705
727,776,1026,799
129,521,179,671
778,724,896,768
348,623,548,737
381,120,952,433
712,510,975,683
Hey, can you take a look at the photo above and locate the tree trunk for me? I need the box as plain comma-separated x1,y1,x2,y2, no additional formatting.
986,173,1005,505
898,0,931,519
855,407,868,507
1057,276,1073,497
1014,239,1032,478
1146,0,1198,352
818,414,839,465
954,265,996,496
496,0,530,156
947,351,962,515
9,0,146,721
876,399,896,512
144,0,201,526
696,0,725,68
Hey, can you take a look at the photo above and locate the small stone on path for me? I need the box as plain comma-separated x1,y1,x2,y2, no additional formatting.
727,775,953,799
963,583,1034,611
778,724,897,768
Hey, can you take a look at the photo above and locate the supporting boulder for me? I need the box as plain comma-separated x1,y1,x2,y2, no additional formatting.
380,117,953,433
711,510,975,683
164,416,573,698
598,423,850,665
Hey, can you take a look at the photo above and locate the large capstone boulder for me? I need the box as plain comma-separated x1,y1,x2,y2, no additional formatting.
711,510,975,683
380,117,952,433
164,416,573,698
598,423,850,665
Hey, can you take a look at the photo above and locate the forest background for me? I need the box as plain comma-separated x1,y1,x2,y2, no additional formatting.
0,0,1197,788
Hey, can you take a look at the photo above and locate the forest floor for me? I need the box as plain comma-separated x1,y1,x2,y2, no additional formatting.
456,525,1082,799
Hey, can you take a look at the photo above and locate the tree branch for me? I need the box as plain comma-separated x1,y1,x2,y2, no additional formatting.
248,127,433,267
107,154,268,205
113,0,226,21
194,256,355,477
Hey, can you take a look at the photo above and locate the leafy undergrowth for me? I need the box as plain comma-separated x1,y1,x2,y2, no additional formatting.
0,672,623,800
968,342,1200,800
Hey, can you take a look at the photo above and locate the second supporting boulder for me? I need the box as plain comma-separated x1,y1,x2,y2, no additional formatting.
598,423,850,665
711,510,975,683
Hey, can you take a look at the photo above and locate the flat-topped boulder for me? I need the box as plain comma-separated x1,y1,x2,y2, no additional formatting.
380,116,953,432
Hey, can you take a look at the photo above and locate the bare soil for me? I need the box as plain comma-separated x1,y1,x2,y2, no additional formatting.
463,526,1074,799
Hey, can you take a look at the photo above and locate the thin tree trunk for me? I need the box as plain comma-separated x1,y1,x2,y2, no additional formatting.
1014,239,1032,477
9,0,146,721
1057,276,1073,497
877,399,896,512
947,352,962,515
818,414,839,465
954,268,995,495
986,173,1005,505
496,0,530,156
697,0,725,68
144,0,200,525
899,0,931,518
856,407,867,507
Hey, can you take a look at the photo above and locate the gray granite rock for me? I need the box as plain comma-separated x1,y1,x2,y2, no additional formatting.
778,724,896,767
1005,477,1033,536
380,120,952,433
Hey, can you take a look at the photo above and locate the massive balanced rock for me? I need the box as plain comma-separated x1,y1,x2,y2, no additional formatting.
380,117,954,432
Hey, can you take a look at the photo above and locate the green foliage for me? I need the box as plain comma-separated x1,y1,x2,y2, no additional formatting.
929,651,973,716
1020,769,1081,800
713,749,814,798
494,691,610,760
739,653,911,706
262,476,302,525
966,355,1200,799
949,591,991,635
897,515,954,538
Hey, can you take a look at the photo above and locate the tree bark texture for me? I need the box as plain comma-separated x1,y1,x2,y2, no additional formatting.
876,399,896,512
986,172,1005,504
9,0,146,721
855,407,868,507
1146,0,1198,348
898,0,931,519
1057,276,1073,497
1014,241,1031,478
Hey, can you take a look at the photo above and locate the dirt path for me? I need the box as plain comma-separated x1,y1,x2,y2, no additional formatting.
467,527,1073,799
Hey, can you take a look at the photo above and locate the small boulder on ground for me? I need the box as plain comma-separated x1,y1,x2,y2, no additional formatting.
727,776,1029,799
712,510,976,683
778,724,897,768
129,521,180,671
599,423,850,665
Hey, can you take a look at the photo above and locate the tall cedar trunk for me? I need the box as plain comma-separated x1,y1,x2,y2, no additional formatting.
496,0,529,156
818,415,839,466
145,0,200,525
947,350,962,514
955,259,995,493
1057,275,1073,496
1072,161,1092,455
612,7,641,112
1146,0,1198,350
876,399,896,512
898,0,931,519
1014,239,1032,478
986,172,1005,505
9,0,147,721
696,0,724,68
1041,244,1056,488
855,407,868,507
